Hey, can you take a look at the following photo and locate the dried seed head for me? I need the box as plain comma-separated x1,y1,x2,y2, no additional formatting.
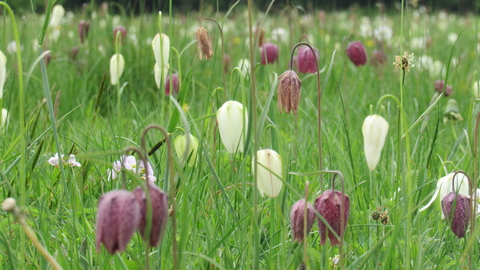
255,27,265,47
297,46,319,74
260,43,279,65
95,190,141,254
315,190,350,246
441,192,471,238
195,27,213,60
346,41,367,66
277,70,302,114
290,199,315,242
133,184,169,247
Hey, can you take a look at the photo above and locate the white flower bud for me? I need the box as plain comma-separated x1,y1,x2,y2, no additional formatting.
216,101,248,154
253,149,283,198
362,114,389,171
2,197,17,212
152,33,170,71
0,50,6,99
174,133,199,167
49,5,65,28
110,53,125,85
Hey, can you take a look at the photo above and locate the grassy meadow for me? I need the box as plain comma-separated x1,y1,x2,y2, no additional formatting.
0,1,480,269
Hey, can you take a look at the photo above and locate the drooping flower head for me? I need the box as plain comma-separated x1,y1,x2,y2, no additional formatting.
442,191,471,238
133,184,169,247
253,149,283,198
434,80,453,97
95,190,141,254
165,74,180,95
346,41,367,66
362,114,389,171
216,100,248,154
174,133,199,167
290,199,315,242
297,46,319,74
49,5,65,28
109,53,125,85
78,20,90,44
113,26,127,43
315,189,350,246
260,42,279,65
277,70,302,114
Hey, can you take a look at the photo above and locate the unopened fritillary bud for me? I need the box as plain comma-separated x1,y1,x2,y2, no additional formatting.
253,149,283,198
95,190,141,254
133,184,169,247
113,26,127,43
174,133,199,167
260,43,279,65
362,114,389,171
109,53,125,85
277,70,302,114
290,199,315,242
441,192,470,238
297,46,319,74
216,100,248,153
434,80,453,97
315,190,350,246
346,41,367,66
195,27,213,60
78,20,90,44
165,74,180,95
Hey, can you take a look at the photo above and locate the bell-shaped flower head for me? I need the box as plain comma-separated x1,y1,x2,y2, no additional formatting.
362,114,389,171
290,199,315,242
195,26,213,60
133,184,169,247
277,70,302,114
260,42,279,65
346,41,367,66
165,74,180,95
442,191,471,238
95,190,141,254
216,100,248,154
113,26,127,43
152,33,170,71
49,5,65,28
297,46,319,74
174,133,199,167
109,53,125,85
252,149,283,198
78,20,90,44
1,108,8,129
315,189,350,246
419,172,470,218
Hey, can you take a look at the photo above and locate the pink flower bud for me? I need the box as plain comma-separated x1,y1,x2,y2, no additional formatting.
434,80,453,97
95,190,141,254
441,192,471,238
371,50,387,66
290,199,315,242
260,42,279,65
297,46,319,74
346,41,367,66
315,190,350,246
113,26,127,43
165,74,180,95
78,20,90,44
70,47,79,61
277,70,302,114
133,184,169,247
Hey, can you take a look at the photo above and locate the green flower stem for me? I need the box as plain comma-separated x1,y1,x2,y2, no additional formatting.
115,31,122,115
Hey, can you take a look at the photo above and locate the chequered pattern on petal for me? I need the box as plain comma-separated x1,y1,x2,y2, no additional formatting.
315,190,350,246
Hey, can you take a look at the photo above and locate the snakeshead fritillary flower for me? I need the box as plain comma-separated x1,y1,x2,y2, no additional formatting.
78,20,90,44
260,42,279,65
297,46,319,74
133,184,169,247
362,114,389,171
277,70,302,114
346,41,367,66
49,5,65,28
174,133,199,167
442,191,471,238
113,26,127,43
216,101,248,154
152,33,170,71
165,74,180,95
419,172,470,219
110,53,125,85
253,149,283,198
315,189,350,246
195,27,213,60
95,190,141,254
290,199,315,242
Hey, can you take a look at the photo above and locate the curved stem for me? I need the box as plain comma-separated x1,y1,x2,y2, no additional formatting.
200,18,226,101
375,94,401,115
289,42,323,186
140,124,177,270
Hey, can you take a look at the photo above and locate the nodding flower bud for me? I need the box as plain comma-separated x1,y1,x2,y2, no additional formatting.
290,199,315,242
109,53,125,85
113,26,127,43
362,114,389,171
443,99,463,124
133,184,169,247
78,20,90,44
278,70,302,114
165,74,180,95
315,190,350,246
346,41,367,66
441,192,471,238
434,80,453,97
260,43,279,65
195,27,213,60
95,190,141,254
174,133,199,167
2,197,17,212
297,46,319,74
253,149,283,198
216,100,248,153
